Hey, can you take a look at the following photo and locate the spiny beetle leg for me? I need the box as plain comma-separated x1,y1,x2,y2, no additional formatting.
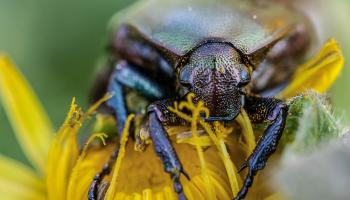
148,101,188,200
106,60,166,133
112,60,166,100
88,150,117,200
89,68,127,200
89,61,167,200
234,96,288,200
106,68,128,135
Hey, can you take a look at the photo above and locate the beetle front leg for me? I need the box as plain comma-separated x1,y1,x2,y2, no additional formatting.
88,66,128,200
107,60,166,133
234,96,288,200
148,100,188,200
88,61,166,200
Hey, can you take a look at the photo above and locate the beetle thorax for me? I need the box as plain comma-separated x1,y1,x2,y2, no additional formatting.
179,42,251,120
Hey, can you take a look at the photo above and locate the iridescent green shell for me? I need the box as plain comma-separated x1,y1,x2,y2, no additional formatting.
109,0,300,63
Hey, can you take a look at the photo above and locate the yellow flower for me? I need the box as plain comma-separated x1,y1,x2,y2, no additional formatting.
0,38,344,200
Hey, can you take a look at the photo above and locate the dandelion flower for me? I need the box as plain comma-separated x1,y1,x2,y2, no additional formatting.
0,38,345,200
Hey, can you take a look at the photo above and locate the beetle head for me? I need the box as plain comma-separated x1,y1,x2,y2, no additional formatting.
179,42,251,121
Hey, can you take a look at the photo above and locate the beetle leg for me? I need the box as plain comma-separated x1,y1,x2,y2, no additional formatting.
148,99,188,200
107,61,166,134
234,96,288,200
88,61,167,200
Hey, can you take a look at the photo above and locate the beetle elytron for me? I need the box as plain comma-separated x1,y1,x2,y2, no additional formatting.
89,0,314,199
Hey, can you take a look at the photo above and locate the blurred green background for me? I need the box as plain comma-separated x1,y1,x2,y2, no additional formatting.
0,0,349,166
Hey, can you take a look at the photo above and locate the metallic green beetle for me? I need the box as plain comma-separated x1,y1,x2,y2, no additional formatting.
89,0,314,199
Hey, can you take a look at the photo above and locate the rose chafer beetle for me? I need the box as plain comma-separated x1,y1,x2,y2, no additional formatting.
89,0,315,199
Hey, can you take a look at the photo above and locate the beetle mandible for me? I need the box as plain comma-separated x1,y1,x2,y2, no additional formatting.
88,0,314,199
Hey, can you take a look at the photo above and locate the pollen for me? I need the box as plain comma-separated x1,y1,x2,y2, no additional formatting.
218,66,226,74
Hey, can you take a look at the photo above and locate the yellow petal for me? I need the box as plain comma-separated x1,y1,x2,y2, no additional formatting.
47,99,80,200
142,189,153,200
168,94,243,197
0,54,54,173
66,133,108,200
65,143,115,200
62,93,268,199
236,109,256,157
278,38,344,98
264,192,286,200
78,130,237,199
105,114,135,200
190,101,217,200
177,134,214,147
0,154,46,200
47,95,110,200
